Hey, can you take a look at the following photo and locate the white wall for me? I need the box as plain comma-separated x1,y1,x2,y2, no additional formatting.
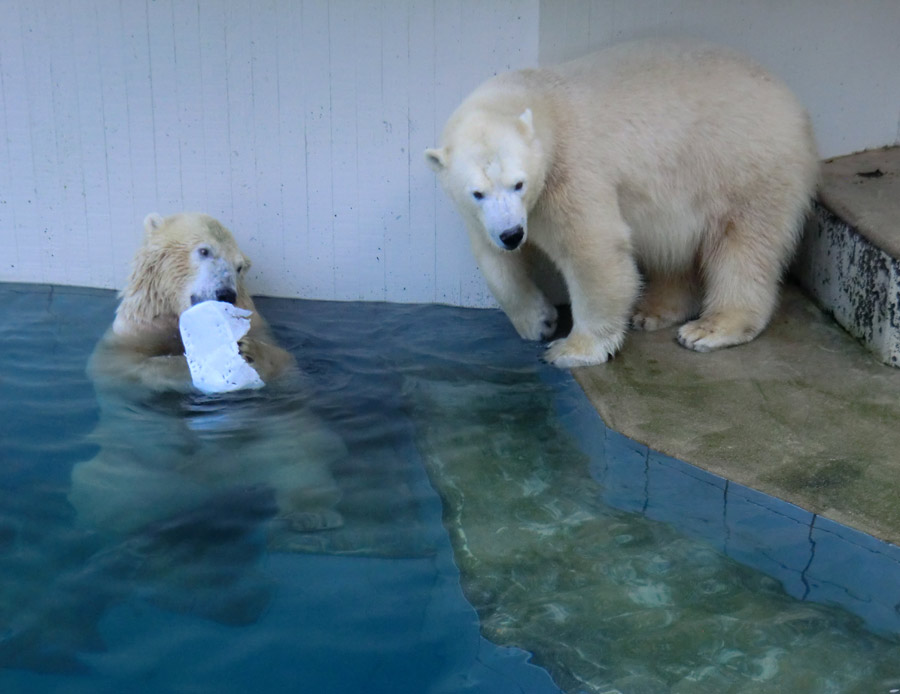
0,0,539,302
1,0,898,304
539,0,900,160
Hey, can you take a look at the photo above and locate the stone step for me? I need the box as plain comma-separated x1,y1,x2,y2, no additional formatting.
793,146,900,366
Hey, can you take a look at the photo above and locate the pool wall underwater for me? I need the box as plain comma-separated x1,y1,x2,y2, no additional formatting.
1,282,898,693
553,373,900,638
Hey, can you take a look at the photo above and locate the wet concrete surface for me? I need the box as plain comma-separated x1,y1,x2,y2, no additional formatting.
573,284,900,546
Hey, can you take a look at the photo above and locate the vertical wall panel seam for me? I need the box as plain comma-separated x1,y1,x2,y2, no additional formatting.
430,0,437,303
119,0,136,238
223,2,234,222
68,0,90,286
169,0,185,208
93,1,115,286
354,3,361,299
47,1,63,282
327,1,336,297
143,0,159,204
0,26,22,274
273,1,286,285
405,1,412,302
301,0,312,293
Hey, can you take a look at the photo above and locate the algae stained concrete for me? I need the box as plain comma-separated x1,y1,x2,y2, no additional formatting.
794,147,900,366
573,284,900,546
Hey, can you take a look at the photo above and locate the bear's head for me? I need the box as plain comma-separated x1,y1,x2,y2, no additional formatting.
426,108,547,252
113,213,252,337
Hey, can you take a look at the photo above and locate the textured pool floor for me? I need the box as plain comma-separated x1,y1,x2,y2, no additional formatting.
1,283,899,693
408,359,900,692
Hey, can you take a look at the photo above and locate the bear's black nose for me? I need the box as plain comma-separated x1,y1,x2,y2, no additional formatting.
499,225,524,250
216,288,237,305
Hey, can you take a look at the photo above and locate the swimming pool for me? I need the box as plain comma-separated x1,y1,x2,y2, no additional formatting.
1,283,898,693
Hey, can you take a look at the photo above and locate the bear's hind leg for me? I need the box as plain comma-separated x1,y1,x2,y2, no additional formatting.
678,214,799,352
632,271,700,331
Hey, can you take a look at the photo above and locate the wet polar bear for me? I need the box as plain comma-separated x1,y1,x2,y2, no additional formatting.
426,40,818,366
89,212,295,390
70,213,344,545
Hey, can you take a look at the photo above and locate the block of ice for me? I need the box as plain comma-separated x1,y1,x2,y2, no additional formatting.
178,301,265,394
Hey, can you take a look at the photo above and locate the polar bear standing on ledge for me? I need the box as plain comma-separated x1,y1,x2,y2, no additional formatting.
426,40,818,367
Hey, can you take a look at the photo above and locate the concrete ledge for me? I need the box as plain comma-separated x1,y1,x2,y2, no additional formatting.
573,284,900,547
793,146,900,366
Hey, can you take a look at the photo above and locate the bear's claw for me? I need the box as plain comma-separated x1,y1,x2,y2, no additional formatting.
631,310,682,331
677,315,761,353
514,303,558,342
542,330,623,368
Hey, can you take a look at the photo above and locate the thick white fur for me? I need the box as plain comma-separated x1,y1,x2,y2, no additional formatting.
427,40,819,367
99,212,292,391
70,213,344,546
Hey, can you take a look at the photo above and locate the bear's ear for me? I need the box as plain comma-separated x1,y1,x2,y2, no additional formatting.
517,108,534,139
424,147,448,172
143,213,165,235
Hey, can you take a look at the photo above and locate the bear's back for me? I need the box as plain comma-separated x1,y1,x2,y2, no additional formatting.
553,40,806,138
534,40,815,199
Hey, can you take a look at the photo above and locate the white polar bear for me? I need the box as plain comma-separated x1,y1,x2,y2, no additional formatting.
426,40,819,367
69,213,345,546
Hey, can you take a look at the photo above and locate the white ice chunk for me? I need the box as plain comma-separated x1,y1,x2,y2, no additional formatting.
179,300,265,394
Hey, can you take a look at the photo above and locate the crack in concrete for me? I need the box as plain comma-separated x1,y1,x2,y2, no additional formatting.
800,514,818,601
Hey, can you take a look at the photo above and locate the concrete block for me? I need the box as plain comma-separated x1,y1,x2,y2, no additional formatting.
794,202,900,366
794,147,900,366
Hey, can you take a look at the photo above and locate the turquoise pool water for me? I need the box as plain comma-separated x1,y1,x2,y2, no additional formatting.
1,283,898,693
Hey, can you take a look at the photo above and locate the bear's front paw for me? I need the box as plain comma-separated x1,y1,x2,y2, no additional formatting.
542,330,624,368
677,313,761,353
511,301,558,342
236,337,256,364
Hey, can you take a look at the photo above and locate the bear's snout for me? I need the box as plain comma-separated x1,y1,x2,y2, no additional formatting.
215,287,238,305
499,225,524,250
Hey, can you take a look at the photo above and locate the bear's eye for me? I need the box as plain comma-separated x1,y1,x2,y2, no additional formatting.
197,247,211,258
472,191,484,200
514,181,525,191
236,264,244,274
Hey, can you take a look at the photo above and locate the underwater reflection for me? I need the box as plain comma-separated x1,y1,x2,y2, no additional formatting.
0,484,276,673
407,372,900,693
